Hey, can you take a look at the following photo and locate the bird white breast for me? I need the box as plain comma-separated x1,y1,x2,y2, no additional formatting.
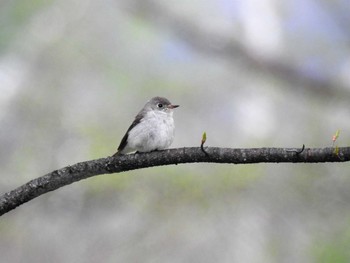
126,110,175,152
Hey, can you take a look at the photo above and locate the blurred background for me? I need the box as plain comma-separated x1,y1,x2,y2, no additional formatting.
1,0,350,262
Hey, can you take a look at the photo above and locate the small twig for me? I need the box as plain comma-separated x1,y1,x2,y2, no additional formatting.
201,144,209,157
201,132,209,157
286,144,305,155
332,130,340,147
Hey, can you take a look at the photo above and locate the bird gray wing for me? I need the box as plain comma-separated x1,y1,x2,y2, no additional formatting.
114,111,144,155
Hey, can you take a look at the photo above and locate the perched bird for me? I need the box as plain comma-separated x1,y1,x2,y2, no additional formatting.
113,97,179,155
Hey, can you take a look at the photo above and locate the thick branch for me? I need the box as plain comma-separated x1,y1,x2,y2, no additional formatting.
0,146,349,216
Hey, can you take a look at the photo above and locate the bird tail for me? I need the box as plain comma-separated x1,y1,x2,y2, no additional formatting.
112,151,122,157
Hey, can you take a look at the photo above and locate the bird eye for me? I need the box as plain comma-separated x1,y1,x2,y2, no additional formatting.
157,103,163,108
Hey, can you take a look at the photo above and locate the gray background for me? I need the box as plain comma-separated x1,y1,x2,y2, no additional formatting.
1,0,350,262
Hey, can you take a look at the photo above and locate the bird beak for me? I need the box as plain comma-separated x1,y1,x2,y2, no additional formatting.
168,104,179,109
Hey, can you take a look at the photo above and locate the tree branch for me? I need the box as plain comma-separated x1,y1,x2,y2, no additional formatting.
1,146,349,216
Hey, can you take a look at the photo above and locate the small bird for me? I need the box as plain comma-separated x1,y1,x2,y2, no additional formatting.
113,97,179,155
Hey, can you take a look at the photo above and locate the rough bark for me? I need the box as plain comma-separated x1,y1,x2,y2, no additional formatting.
0,146,349,216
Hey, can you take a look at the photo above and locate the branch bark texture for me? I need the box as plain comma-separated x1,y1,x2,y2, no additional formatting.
1,146,349,216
